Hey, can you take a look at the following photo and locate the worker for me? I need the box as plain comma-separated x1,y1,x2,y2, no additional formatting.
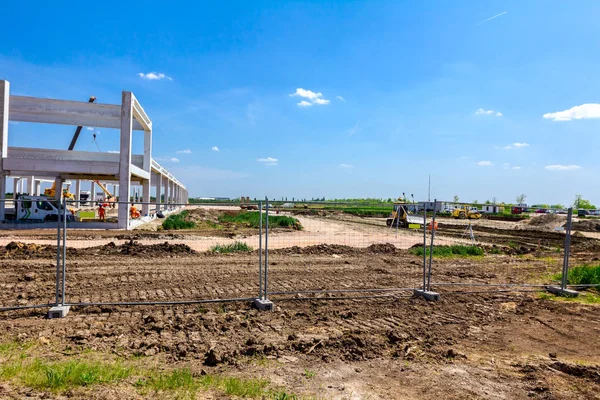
130,203,140,219
98,204,106,221
428,220,439,232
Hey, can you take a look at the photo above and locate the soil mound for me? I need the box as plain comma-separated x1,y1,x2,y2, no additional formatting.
569,220,600,232
99,240,196,256
3,241,56,258
274,244,357,255
367,243,397,254
526,213,565,228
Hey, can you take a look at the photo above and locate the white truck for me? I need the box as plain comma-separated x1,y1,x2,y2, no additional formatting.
6,195,74,222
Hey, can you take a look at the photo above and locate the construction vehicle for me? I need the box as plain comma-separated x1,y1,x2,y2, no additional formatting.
386,202,423,228
240,196,258,210
79,190,91,206
451,205,482,220
43,183,75,200
6,195,74,222
93,181,116,208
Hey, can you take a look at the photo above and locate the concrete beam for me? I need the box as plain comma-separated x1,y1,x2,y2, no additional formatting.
9,95,145,131
132,96,152,132
3,158,119,176
130,164,150,180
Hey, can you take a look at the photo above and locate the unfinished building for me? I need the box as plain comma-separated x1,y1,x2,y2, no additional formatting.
0,80,188,229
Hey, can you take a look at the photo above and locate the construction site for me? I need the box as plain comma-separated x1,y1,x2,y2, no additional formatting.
0,189,599,398
0,80,188,230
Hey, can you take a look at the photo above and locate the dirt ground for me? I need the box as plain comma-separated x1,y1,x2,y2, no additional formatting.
0,208,599,399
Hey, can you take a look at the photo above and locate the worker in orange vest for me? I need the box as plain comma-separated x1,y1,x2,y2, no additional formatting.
98,204,106,221
428,220,438,232
130,203,140,219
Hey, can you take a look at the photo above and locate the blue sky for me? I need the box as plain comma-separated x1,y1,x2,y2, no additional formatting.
2,1,600,205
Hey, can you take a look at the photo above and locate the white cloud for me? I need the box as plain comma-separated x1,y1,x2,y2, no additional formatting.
86,127,94,131
545,164,581,171
543,104,600,121
475,108,503,117
348,121,361,137
498,142,530,150
156,156,180,163
512,166,521,170
107,150,120,154
290,88,330,107
339,164,353,168
138,72,173,81
258,157,278,166
477,161,493,166
336,95,346,102
176,149,192,154
211,146,220,152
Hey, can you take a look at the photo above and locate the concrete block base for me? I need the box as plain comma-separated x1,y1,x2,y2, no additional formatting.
546,286,579,297
253,298,274,311
414,289,441,301
47,305,70,319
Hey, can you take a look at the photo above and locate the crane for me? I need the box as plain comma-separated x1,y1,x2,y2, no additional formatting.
44,96,97,200
93,180,116,208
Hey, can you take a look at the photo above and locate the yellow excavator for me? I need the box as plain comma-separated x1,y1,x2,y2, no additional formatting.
43,182,75,200
451,205,481,220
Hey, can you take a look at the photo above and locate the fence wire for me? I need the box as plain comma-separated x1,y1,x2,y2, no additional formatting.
0,195,591,315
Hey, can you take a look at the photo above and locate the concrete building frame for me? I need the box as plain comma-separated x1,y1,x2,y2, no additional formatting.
0,80,188,229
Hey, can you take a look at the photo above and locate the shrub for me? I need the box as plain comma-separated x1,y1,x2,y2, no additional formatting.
553,265,600,286
410,245,484,257
210,242,253,253
162,211,196,230
218,212,301,229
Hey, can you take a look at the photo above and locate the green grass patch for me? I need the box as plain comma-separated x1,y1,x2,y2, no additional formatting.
0,345,301,398
553,264,600,286
0,359,133,391
218,211,302,229
210,241,253,253
162,211,197,230
538,290,600,304
410,245,484,257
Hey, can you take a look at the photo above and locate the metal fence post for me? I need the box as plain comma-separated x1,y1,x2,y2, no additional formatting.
264,197,269,299
422,207,427,291
427,200,437,291
561,208,573,290
48,197,71,318
258,200,263,300
61,197,67,305
253,197,274,310
55,202,61,306
547,207,578,297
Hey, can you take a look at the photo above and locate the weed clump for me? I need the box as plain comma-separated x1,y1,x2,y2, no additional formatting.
162,211,196,230
410,245,484,257
210,242,253,253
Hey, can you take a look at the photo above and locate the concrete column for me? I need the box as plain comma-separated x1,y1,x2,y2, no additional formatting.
26,176,35,196
54,178,63,201
142,180,150,216
164,180,170,210
13,178,18,199
0,81,9,221
153,173,162,214
91,182,96,202
75,179,81,204
35,180,41,196
118,92,133,229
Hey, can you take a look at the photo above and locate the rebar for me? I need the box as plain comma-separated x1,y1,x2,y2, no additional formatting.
264,197,269,299
422,207,427,290
61,196,67,305
561,208,573,289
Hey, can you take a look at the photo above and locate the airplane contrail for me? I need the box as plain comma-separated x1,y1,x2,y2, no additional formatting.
476,11,508,26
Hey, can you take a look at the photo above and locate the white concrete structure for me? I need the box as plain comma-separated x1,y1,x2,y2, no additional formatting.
0,80,188,229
